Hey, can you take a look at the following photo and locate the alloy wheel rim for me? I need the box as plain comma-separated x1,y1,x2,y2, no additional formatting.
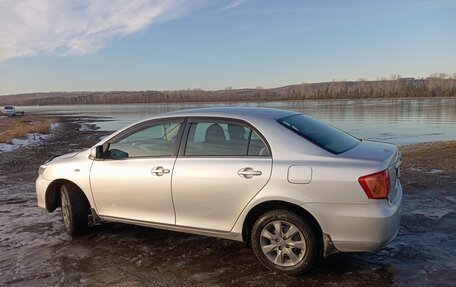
61,190,70,229
259,220,306,267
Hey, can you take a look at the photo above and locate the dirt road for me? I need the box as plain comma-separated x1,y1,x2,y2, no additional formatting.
0,117,455,286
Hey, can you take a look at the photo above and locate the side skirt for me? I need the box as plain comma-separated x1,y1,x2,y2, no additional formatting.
100,215,243,242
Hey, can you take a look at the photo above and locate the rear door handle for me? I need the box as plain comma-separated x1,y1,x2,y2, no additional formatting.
238,167,262,179
151,166,170,176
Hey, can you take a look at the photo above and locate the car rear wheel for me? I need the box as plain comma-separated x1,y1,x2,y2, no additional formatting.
251,210,318,275
60,184,89,235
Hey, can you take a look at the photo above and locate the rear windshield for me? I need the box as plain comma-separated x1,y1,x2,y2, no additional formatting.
278,114,360,154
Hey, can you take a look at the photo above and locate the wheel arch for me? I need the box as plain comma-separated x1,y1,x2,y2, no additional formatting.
45,179,91,212
241,200,323,247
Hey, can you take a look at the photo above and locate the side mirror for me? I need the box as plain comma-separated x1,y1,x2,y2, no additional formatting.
96,145,104,158
89,145,104,159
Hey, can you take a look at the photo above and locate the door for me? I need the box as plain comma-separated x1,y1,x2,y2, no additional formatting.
172,119,272,231
89,119,184,224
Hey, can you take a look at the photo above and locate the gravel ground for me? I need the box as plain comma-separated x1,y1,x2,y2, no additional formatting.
0,117,455,286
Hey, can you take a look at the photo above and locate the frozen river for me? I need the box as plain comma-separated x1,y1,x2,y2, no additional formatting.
18,98,456,145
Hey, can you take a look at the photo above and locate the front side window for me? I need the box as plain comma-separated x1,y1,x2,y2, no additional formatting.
107,121,182,159
278,114,360,154
185,120,270,156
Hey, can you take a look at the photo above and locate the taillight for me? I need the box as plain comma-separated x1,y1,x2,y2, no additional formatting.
358,170,390,199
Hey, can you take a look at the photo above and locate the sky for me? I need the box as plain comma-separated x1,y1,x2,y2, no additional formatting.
0,0,455,95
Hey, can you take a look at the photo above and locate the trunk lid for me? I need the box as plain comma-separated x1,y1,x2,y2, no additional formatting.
341,140,397,162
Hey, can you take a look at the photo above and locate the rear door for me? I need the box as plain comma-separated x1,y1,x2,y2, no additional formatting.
171,118,272,231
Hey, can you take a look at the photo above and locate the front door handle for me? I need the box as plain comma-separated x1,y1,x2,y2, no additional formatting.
151,166,170,176
238,167,262,179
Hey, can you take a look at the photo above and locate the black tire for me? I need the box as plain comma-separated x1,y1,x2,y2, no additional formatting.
60,183,89,235
251,210,319,275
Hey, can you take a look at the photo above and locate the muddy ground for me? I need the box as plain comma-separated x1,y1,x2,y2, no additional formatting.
0,117,455,286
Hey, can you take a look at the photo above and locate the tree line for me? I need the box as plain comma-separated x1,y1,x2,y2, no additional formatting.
1,74,455,106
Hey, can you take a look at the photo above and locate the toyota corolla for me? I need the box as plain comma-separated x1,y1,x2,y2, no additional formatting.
36,107,402,275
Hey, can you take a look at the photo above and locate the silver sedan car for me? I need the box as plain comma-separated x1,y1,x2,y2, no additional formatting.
36,107,402,275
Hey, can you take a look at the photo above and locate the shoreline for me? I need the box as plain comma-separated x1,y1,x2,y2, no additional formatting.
399,140,456,188
6,95,456,107
1,115,455,167
0,115,103,153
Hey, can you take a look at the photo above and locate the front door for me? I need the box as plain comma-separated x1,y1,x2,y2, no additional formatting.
172,119,272,231
89,119,184,225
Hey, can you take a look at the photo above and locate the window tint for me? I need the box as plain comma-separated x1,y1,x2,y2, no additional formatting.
184,121,269,156
278,114,360,154
248,131,270,156
108,122,181,158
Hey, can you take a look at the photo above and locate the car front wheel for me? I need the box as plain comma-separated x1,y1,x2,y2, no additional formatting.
60,184,89,235
251,210,319,275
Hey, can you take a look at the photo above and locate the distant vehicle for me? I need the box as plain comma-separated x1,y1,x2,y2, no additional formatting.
2,106,24,116
36,107,402,275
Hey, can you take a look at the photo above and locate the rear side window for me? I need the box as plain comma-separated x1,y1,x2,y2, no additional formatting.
185,121,270,156
278,114,360,154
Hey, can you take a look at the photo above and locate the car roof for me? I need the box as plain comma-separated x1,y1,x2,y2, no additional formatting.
164,107,299,120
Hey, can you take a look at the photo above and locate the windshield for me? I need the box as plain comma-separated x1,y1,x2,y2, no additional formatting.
278,114,360,154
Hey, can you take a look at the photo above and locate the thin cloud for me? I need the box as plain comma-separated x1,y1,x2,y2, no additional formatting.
219,0,250,11
236,24,254,31
0,0,200,61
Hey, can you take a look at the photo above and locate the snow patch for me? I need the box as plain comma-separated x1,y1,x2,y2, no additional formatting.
0,122,59,153
78,123,93,131
75,121,99,131
0,133,54,153
408,167,445,174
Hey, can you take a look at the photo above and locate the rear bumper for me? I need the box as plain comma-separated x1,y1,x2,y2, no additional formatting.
304,183,403,252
